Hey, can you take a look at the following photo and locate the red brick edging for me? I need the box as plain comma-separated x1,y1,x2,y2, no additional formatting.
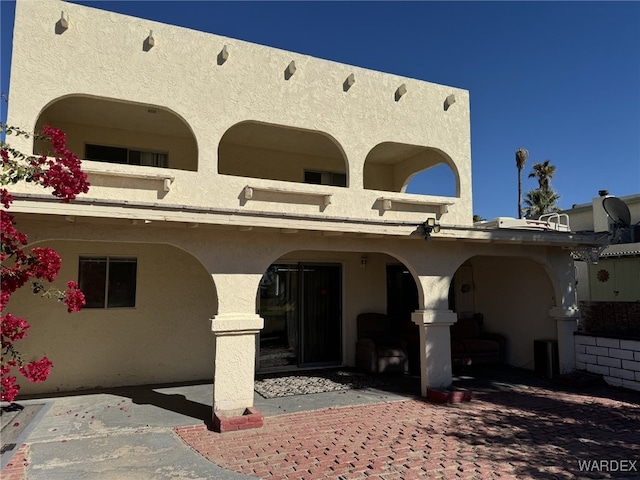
1,443,29,480
213,406,264,432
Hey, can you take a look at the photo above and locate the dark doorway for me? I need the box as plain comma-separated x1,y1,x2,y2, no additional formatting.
386,264,420,374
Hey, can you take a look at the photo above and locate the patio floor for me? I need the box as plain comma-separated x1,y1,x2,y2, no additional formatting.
2,366,639,479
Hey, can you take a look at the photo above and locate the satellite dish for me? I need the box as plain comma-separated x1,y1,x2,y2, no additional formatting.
602,196,631,226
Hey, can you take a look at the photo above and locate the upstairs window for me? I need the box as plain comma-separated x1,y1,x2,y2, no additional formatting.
85,144,168,168
304,170,347,187
78,256,137,308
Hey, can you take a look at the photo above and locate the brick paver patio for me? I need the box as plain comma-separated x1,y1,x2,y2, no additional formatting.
176,385,640,479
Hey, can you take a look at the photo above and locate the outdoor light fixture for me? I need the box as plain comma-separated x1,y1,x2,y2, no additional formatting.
360,256,368,269
422,217,441,241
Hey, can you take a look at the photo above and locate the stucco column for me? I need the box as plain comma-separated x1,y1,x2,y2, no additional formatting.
412,309,458,396
549,306,580,374
209,273,264,418
210,313,264,413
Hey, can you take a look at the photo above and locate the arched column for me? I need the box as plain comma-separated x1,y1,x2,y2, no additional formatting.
412,308,458,395
209,273,264,421
549,306,580,374
411,274,458,395
546,250,581,374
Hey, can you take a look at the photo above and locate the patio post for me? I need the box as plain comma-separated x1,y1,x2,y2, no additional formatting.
412,309,458,396
210,312,264,431
550,306,580,374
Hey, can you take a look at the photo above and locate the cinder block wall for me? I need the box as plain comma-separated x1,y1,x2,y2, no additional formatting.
575,334,640,391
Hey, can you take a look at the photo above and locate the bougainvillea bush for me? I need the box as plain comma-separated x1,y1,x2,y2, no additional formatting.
1,124,90,402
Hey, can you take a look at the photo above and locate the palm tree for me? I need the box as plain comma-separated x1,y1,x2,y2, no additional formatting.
528,159,556,192
515,148,529,219
522,188,560,218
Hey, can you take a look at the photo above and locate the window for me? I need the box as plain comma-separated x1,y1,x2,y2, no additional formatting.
78,257,137,308
304,170,347,187
85,144,168,168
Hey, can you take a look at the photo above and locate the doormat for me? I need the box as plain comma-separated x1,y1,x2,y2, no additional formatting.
254,369,392,398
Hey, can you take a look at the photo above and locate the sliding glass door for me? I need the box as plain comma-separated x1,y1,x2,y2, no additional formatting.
259,263,341,370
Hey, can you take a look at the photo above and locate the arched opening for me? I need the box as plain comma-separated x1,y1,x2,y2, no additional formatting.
219,121,348,186
11,240,216,394
256,250,421,376
34,95,199,171
364,142,458,196
405,163,457,197
450,256,557,370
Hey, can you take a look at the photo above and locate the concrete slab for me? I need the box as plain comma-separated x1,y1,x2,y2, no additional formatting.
27,431,251,480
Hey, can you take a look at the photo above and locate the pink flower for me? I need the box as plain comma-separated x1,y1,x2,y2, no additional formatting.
28,247,61,282
0,188,13,209
0,313,30,342
19,357,53,383
1,375,20,402
63,282,86,313
1,124,87,402
30,126,90,203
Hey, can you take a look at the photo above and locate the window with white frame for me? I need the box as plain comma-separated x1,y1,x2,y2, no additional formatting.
85,144,168,168
78,257,137,308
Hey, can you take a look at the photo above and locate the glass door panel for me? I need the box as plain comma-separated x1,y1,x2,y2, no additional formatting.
258,265,299,370
301,264,341,366
259,263,342,370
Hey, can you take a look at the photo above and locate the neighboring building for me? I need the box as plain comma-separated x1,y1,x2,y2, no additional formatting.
565,192,640,303
563,193,640,391
6,0,602,421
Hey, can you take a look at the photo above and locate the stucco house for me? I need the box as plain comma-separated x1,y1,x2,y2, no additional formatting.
6,0,604,423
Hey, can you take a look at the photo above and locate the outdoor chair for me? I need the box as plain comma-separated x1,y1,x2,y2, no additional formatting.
356,312,408,373
450,315,505,366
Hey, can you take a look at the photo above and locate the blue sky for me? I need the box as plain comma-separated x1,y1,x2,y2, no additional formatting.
1,1,639,220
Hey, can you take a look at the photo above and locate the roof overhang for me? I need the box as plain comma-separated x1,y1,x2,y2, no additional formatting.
9,193,607,248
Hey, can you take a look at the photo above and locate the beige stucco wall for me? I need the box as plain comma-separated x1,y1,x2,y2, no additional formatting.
468,256,558,369
7,0,472,226
219,143,347,184
8,241,217,394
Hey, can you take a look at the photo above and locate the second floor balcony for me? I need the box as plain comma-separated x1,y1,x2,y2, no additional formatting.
22,95,467,230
